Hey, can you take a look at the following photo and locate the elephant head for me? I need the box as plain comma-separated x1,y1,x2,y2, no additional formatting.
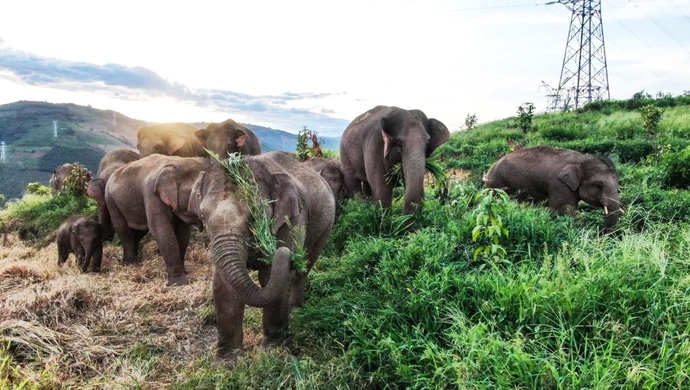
195,119,261,158
379,109,449,215
301,158,347,204
137,123,206,158
50,163,76,191
188,162,293,307
557,154,622,232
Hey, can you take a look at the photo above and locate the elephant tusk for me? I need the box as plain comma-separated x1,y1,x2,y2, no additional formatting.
604,206,609,215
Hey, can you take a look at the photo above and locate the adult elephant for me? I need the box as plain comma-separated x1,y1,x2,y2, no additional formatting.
195,118,261,158
188,151,335,360
87,149,140,241
340,106,450,215
105,154,210,285
484,146,623,232
137,122,206,158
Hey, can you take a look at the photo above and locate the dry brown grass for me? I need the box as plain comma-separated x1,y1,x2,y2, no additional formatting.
0,232,268,389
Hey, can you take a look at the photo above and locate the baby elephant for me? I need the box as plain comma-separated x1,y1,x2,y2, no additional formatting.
57,215,103,273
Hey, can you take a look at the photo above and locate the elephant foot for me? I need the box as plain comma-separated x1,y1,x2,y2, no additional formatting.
214,346,243,368
261,331,290,348
167,273,189,286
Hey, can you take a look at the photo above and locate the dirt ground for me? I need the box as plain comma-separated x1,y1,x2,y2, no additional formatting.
0,232,266,388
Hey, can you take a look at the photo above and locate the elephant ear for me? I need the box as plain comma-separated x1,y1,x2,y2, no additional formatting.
154,165,179,212
167,136,188,156
194,129,209,143
87,179,106,204
427,118,450,154
270,173,303,235
558,163,582,191
188,171,207,218
380,118,395,159
235,130,248,149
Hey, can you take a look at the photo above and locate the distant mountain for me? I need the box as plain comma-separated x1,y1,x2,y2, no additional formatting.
0,101,341,199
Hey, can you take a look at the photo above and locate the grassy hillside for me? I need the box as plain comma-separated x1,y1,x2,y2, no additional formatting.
2,93,690,388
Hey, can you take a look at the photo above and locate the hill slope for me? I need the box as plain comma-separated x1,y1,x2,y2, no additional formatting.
0,101,342,199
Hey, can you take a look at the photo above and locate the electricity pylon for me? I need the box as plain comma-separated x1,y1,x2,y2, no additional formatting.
547,0,610,111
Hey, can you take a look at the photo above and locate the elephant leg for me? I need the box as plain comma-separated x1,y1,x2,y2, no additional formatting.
90,244,103,272
99,206,114,242
549,197,578,216
118,227,141,265
258,267,290,345
149,219,188,286
57,244,70,266
78,246,90,273
174,220,192,265
213,270,245,358
290,229,329,307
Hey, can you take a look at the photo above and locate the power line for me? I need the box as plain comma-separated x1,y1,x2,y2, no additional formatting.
630,0,690,54
667,0,690,26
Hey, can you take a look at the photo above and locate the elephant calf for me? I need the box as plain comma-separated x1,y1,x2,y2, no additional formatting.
301,157,347,205
484,145,622,232
57,215,103,273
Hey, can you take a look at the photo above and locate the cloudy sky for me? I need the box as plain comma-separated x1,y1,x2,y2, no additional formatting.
1,0,689,136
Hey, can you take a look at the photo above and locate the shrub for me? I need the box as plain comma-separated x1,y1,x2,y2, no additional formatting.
660,145,690,189
25,182,51,196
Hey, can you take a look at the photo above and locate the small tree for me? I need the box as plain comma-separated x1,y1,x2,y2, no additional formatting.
60,163,91,198
516,102,535,135
464,113,478,131
639,104,663,140
296,126,324,162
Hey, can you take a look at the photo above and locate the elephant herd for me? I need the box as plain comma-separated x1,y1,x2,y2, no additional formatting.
48,105,622,362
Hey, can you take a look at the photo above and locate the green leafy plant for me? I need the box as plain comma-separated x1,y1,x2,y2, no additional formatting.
464,113,478,131
471,188,510,265
516,102,535,135
639,104,664,139
296,126,323,162
25,183,51,196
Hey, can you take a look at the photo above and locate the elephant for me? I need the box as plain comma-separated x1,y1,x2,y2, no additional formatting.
87,149,140,241
105,154,210,285
188,151,335,360
57,215,103,273
137,122,206,158
484,145,622,232
339,105,450,216
195,118,261,158
301,157,347,205
50,163,92,191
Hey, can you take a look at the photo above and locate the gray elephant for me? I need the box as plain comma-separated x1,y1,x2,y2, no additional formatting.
105,155,210,285
137,122,206,158
301,157,346,204
195,118,261,158
57,215,103,273
484,146,622,232
340,106,450,215
87,149,140,241
188,151,335,360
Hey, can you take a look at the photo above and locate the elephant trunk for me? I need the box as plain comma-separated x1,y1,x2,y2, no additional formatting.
401,150,426,215
210,232,291,307
603,193,622,233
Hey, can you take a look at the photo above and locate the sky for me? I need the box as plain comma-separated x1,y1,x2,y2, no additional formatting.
0,0,689,137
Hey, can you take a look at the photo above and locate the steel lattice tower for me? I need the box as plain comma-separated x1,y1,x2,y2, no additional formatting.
548,0,610,111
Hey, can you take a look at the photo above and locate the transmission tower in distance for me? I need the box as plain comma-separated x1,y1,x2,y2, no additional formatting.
546,0,610,111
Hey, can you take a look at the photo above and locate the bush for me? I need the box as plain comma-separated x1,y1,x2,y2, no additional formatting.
25,182,51,196
661,145,690,189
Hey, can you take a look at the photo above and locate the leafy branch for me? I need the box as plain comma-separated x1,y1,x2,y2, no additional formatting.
471,188,510,266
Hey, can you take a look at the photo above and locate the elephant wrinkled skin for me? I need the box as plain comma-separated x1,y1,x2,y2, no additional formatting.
189,151,335,360
484,145,622,232
340,105,450,216
57,215,103,273
105,155,210,285
87,149,140,241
